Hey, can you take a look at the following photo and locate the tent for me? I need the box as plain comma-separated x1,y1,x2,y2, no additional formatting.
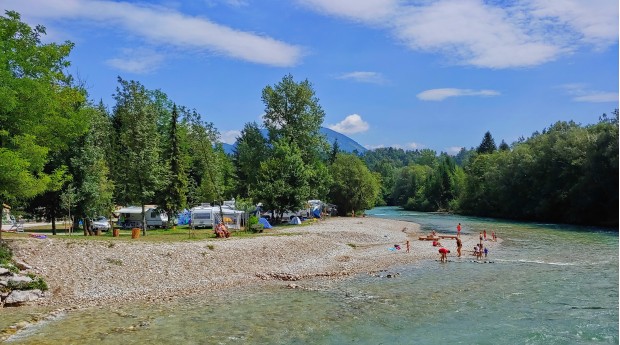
289,216,302,225
258,217,272,229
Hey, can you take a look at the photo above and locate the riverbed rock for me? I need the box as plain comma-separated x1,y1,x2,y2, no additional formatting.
8,275,32,285
13,259,32,270
4,289,44,305
0,268,9,275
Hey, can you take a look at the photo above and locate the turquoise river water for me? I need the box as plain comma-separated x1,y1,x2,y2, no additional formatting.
1,207,618,344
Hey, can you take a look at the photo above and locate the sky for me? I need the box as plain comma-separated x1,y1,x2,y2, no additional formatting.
2,0,618,154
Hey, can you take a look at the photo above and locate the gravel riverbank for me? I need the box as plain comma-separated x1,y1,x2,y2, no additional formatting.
6,216,498,309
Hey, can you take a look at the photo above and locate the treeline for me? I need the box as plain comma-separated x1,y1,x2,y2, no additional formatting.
1,11,380,236
363,114,619,227
1,11,616,236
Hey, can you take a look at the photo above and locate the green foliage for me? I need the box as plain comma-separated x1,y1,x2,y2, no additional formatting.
328,153,380,216
248,215,259,227
160,104,188,219
261,74,327,165
458,113,619,226
183,109,223,206
0,11,86,230
112,78,164,233
477,131,497,154
0,241,12,265
233,122,268,198
252,140,311,221
7,276,48,291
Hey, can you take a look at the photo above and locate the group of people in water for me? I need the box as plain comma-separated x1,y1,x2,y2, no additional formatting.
436,223,497,262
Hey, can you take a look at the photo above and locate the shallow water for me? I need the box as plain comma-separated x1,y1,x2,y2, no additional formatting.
2,207,618,344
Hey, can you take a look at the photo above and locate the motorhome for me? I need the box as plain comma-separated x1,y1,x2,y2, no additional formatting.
115,206,168,229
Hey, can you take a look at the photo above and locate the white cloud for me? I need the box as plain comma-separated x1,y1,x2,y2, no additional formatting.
336,71,387,84
573,93,618,103
327,114,370,134
299,0,618,68
10,0,303,68
298,0,398,23
364,144,386,150
445,146,463,155
220,130,241,144
527,0,618,48
105,48,165,74
417,88,500,101
561,84,619,103
393,1,561,68
406,142,425,150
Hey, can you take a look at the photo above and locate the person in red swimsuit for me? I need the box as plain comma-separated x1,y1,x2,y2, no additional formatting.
438,247,450,262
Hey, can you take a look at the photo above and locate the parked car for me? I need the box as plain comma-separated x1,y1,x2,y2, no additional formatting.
92,216,110,231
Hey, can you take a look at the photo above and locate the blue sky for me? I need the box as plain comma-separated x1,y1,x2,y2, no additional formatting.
3,0,618,154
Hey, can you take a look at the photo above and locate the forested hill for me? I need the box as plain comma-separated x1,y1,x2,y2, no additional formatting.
222,127,367,154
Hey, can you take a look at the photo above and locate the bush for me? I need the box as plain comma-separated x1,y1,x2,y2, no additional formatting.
248,215,259,227
250,223,264,233
0,241,12,265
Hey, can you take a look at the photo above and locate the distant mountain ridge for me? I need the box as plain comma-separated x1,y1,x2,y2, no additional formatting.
221,127,367,154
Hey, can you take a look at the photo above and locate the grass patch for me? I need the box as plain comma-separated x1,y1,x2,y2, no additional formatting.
0,241,12,265
105,258,123,266
0,224,299,243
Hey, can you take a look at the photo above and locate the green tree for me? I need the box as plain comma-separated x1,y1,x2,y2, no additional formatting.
261,74,328,165
112,78,163,235
232,122,268,198
160,104,188,225
328,153,380,216
0,11,87,238
252,140,311,222
183,109,224,207
70,102,115,235
477,131,497,154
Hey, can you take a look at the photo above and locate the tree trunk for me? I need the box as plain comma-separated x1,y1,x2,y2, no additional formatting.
51,217,57,236
0,198,4,240
141,204,147,236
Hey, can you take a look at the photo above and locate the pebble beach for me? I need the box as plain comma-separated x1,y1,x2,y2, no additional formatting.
7,216,499,309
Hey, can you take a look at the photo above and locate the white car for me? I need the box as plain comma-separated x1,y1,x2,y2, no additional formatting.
92,216,111,231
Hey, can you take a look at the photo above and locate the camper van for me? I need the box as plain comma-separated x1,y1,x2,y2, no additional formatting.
115,206,168,229
191,201,245,230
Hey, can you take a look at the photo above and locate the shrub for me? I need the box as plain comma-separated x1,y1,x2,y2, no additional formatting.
0,241,12,265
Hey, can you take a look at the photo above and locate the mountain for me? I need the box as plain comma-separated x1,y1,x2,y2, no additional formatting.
319,127,367,153
221,127,367,155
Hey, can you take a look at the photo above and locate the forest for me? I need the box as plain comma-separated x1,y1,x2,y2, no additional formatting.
1,11,617,236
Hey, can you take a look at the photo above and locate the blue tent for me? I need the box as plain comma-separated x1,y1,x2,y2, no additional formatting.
258,217,272,229
312,207,321,218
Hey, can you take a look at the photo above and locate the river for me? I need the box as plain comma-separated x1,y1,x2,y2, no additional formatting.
2,207,618,344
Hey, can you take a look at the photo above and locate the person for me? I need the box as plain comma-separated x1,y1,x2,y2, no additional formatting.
483,229,487,241
473,245,480,259
394,244,401,250
432,240,441,247
484,247,488,258
456,223,461,237
477,244,484,260
438,247,450,262
456,237,462,257
479,232,483,246
492,231,497,242
406,240,410,253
